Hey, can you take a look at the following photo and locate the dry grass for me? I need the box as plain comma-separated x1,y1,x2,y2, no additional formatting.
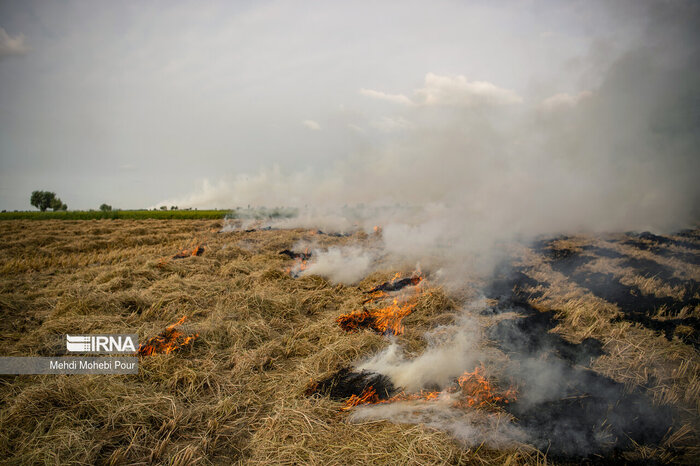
0,220,698,464
0,220,531,465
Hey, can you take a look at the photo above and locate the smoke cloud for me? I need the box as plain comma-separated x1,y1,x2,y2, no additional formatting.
301,247,373,285
163,1,699,256
351,402,526,450
164,0,697,456
357,315,483,392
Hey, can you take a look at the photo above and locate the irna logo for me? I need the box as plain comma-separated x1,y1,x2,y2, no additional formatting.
65,334,138,354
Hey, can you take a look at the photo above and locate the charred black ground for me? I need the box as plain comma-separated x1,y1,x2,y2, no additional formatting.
532,233,700,346
309,368,396,400
364,276,422,294
575,271,699,344
486,275,673,459
307,229,697,461
279,249,312,260
314,230,352,237
482,229,700,460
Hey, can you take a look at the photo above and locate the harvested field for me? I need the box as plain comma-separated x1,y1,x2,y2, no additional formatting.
0,220,698,464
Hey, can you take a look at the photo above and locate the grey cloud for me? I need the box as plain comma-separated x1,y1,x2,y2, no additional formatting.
0,27,28,58
1,0,697,217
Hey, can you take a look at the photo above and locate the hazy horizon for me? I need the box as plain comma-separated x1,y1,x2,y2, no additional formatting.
1,0,698,233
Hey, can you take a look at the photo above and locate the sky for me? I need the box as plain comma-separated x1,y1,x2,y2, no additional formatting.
0,0,697,219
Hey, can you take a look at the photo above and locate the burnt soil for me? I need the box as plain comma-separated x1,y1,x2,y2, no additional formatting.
309,367,396,400
481,229,700,460
486,268,675,461
533,234,700,346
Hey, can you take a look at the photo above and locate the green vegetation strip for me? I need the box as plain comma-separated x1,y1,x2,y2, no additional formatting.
0,210,231,220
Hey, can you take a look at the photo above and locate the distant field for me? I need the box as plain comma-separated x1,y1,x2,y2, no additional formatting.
0,210,231,220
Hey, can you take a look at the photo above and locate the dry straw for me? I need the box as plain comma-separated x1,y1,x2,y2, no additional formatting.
0,219,697,464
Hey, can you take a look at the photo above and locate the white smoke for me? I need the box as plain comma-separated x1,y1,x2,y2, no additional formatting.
356,316,483,392
352,306,528,449
161,31,699,252
351,401,526,449
162,1,699,453
300,247,373,285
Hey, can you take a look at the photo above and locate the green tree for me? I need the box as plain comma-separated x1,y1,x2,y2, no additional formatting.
99,203,112,212
51,197,67,211
30,190,66,211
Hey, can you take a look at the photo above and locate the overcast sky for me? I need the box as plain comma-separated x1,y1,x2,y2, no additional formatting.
0,1,695,212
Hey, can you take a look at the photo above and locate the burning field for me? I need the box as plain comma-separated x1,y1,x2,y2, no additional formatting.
0,219,699,464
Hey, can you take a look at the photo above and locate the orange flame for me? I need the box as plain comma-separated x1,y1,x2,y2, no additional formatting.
288,259,309,276
341,386,381,411
454,365,518,408
342,271,426,333
341,365,517,411
137,316,198,356
173,244,205,259
337,298,417,335
287,248,312,277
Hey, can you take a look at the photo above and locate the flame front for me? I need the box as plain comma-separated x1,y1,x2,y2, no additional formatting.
138,316,198,356
173,244,205,259
337,298,417,335
341,365,517,411
286,248,312,277
454,365,517,408
339,272,425,335
341,387,381,411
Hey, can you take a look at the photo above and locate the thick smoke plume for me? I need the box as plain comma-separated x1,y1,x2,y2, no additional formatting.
357,316,483,392
177,1,697,457
165,1,698,244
